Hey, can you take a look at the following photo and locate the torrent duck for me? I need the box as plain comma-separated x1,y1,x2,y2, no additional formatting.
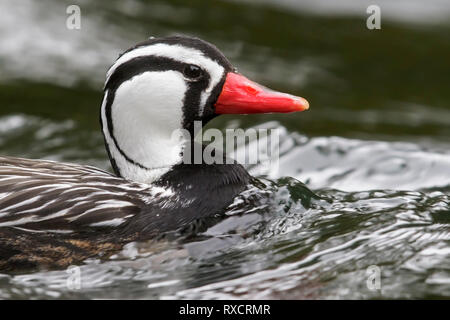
0,36,309,271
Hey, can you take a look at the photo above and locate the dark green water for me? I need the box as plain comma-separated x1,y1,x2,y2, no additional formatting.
0,0,449,299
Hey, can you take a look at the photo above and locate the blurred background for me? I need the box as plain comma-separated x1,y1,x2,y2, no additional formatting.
0,0,449,299
1,0,449,166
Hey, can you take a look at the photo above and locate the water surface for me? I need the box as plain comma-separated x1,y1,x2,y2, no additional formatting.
0,0,449,299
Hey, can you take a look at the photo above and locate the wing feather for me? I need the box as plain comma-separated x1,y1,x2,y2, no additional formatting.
0,156,165,233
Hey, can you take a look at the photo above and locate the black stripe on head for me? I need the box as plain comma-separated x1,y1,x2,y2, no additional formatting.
108,35,235,133
120,35,234,72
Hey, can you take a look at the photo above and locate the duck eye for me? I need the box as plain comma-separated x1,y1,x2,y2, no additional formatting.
183,64,202,80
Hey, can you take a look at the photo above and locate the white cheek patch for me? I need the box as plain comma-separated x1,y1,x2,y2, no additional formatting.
113,71,186,165
106,43,225,116
101,72,188,184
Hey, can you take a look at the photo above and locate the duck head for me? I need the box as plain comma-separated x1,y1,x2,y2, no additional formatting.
101,36,309,184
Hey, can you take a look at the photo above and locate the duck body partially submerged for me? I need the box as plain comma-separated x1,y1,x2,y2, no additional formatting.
0,36,308,271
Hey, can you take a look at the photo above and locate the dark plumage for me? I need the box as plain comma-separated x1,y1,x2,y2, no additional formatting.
0,154,250,271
